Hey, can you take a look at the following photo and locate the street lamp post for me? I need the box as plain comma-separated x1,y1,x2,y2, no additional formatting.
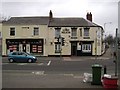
104,22,112,50
95,30,97,60
104,22,112,32
115,28,118,76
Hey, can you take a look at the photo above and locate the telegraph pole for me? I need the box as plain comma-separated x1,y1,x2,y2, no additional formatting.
95,30,97,60
60,36,62,59
58,35,62,59
115,28,118,76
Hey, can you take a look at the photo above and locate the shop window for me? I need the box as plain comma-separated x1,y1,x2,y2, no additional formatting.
33,27,39,35
38,46,42,53
32,45,37,52
82,44,91,53
10,28,15,36
55,44,61,53
8,45,18,52
32,45,42,53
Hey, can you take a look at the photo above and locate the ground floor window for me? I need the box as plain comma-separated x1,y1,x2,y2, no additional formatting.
31,45,42,53
6,39,43,54
7,44,19,53
82,44,91,53
55,44,61,53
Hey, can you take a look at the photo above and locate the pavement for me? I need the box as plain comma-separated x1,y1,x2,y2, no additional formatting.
2,46,113,63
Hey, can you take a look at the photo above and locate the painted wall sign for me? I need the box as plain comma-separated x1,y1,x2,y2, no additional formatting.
61,28,70,34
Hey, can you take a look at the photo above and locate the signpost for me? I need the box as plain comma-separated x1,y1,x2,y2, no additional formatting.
57,36,65,59
115,28,118,76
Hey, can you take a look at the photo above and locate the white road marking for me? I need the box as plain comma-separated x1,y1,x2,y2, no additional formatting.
63,57,71,61
37,63,44,65
17,63,27,65
2,63,9,65
73,76,83,78
90,57,110,60
47,60,51,66
32,71,45,75
63,74,74,76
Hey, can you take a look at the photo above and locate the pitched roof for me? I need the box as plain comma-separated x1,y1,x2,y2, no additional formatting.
3,16,49,25
3,16,102,28
48,18,100,27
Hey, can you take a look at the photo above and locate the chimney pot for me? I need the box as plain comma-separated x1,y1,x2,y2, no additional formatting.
49,10,53,21
86,12,92,22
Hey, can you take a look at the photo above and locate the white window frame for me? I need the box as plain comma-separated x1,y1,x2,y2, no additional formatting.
0,32,1,38
55,28,61,38
84,28,89,36
82,44,91,52
71,28,77,37
10,27,15,36
33,27,39,35
80,28,82,37
55,44,61,53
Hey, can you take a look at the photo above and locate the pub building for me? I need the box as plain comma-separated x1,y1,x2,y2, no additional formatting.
2,11,105,56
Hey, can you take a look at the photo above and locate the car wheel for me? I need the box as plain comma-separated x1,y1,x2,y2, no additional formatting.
9,59,14,63
28,59,33,63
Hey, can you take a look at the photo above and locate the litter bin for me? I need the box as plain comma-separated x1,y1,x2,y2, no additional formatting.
91,64,102,85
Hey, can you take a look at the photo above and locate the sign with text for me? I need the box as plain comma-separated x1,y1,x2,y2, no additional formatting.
61,28,70,34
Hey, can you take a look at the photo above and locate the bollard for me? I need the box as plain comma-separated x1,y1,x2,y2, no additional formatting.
104,65,107,74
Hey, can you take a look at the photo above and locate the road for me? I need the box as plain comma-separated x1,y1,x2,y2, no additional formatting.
2,56,115,88
2,46,119,88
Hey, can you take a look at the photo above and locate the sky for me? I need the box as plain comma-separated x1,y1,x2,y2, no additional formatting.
0,0,119,37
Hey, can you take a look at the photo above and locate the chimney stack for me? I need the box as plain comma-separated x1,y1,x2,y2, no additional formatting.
49,10,53,21
86,12,92,22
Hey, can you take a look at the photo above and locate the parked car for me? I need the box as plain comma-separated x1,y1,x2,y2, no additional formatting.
8,51,37,63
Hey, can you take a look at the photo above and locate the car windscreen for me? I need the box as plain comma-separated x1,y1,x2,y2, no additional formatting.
12,52,18,55
25,52,32,56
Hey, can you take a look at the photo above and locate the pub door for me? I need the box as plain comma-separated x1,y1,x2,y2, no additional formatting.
23,44,26,52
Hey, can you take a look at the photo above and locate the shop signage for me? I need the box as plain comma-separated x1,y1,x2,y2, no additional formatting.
61,28,70,34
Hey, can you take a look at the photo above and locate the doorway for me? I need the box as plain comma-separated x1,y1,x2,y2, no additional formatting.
23,44,26,52
71,42,77,56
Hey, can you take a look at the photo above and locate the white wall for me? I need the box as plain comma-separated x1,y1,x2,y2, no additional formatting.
2,25,48,56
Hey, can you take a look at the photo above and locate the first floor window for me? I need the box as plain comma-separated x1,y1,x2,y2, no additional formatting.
71,28,77,39
55,28,61,38
55,44,61,53
82,44,91,53
33,27,39,35
10,27,15,36
71,28,77,37
84,28,89,37
80,29,82,37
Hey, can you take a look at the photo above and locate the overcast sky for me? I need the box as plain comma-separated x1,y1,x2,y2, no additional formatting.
0,0,119,36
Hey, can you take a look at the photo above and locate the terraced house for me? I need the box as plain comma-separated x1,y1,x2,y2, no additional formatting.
2,11,105,56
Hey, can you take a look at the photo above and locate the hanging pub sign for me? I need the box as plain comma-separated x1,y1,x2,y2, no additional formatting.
61,28,70,34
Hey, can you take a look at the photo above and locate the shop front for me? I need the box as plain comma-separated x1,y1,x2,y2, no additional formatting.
6,39,44,55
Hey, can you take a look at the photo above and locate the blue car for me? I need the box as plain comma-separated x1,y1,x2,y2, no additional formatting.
8,51,37,63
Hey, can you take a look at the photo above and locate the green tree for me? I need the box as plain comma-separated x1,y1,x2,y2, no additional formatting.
105,34,114,45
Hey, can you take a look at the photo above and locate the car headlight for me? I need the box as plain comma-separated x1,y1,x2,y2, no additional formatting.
33,57,36,59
